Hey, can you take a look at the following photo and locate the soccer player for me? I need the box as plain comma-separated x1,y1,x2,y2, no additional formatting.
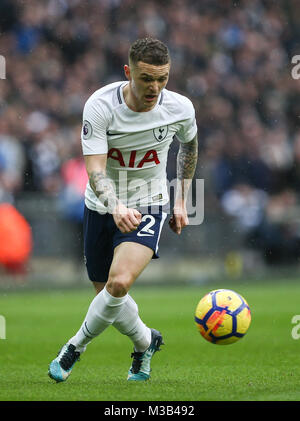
48,38,198,382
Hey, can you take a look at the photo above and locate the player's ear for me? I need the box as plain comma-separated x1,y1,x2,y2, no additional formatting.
124,64,131,81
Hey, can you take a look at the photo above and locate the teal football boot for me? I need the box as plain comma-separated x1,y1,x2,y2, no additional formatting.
48,343,80,383
127,328,164,381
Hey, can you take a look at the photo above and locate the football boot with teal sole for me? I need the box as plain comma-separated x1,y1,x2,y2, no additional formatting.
127,328,164,381
48,343,80,383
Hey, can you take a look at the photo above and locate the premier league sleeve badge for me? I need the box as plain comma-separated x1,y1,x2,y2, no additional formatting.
82,120,93,140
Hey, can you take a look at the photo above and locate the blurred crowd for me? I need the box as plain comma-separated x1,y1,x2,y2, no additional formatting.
1,0,300,265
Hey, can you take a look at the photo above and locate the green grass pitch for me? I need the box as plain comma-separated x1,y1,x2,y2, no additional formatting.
1,280,300,401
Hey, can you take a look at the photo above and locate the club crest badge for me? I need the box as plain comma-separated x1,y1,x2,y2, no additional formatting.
82,120,93,140
153,125,168,142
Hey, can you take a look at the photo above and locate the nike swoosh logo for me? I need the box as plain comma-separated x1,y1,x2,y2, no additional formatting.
106,131,126,136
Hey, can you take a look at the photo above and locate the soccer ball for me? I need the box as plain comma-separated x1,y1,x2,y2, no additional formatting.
194,289,251,345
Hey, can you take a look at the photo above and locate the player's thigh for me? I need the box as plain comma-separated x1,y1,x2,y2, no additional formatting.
107,241,153,289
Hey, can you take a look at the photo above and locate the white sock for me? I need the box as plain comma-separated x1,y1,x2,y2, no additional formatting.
112,294,152,352
69,286,128,352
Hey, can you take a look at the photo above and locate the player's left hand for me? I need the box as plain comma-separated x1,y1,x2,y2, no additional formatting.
169,204,189,235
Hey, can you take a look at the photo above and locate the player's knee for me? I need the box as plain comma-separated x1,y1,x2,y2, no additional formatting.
106,273,133,297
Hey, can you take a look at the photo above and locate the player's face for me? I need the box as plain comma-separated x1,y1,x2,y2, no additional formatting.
124,61,170,111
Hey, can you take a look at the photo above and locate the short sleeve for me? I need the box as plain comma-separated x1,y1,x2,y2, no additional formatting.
176,100,198,143
81,98,109,155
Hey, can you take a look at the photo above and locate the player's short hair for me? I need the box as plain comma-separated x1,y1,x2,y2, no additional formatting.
129,38,170,66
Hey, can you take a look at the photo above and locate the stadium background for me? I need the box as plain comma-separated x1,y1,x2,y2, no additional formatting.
0,0,300,287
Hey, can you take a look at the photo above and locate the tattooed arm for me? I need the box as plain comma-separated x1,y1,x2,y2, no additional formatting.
169,135,198,234
84,154,141,233
176,134,198,197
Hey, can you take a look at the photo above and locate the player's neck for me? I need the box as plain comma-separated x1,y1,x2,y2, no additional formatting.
123,84,156,113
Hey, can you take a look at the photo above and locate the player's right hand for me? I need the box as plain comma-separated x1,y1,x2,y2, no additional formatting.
112,203,142,233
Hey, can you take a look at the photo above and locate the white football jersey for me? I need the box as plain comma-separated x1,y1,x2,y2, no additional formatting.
81,81,197,213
